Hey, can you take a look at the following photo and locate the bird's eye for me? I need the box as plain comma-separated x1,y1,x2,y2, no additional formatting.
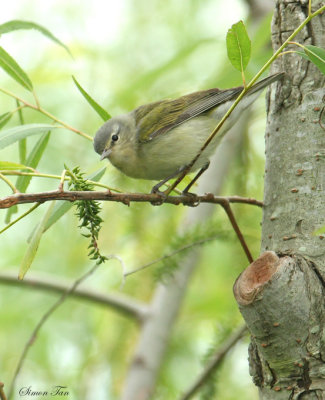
111,134,119,142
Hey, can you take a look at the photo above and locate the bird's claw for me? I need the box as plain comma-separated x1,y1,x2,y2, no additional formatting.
181,191,200,206
150,186,167,205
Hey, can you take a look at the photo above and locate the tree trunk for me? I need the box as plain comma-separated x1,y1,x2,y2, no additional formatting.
234,1,325,398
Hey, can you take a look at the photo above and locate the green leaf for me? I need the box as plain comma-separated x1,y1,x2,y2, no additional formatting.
16,100,27,163
5,132,51,222
41,201,73,234
42,166,107,233
19,138,27,164
0,46,33,91
0,161,33,170
15,132,51,193
226,21,251,73
19,201,56,280
295,50,309,61
0,112,12,129
302,45,325,75
72,76,111,121
0,123,58,149
0,20,71,56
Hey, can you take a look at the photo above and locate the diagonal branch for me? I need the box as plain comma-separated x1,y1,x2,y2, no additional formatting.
6,258,146,399
0,383,7,400
0,87,91,141
125,236,219,277
180,325,247,400
221,200,254,263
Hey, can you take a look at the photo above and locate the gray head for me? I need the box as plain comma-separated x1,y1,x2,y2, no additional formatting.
93,114,136,161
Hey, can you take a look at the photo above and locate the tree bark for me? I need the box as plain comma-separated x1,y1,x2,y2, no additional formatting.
234,1,325,398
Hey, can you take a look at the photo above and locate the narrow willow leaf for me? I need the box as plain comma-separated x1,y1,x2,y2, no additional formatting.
0,46,33,91
19,138,27,164
0,112,12,129
0,123,57,149
41,202,73,234
5,131,51,222
226,21,251,73
295,50,309,61
15,132,51,193
42,166,107,233
0,20,71,56
72,76,111,121
0,161,33,170
303,45,325,75
18,201,56,280
16,100,27,163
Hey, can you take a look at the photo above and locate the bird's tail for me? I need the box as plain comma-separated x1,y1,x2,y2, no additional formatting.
247,72,285,95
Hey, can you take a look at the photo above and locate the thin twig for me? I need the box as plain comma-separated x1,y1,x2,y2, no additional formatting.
32,89,40,109
0,171,121,192
58,169,67,191
0,173,18,193
221,200,254,263
0,87,91,141
168,3,325,193
125,236,218,277
0,382,7,400
180,325,247,400
7,256,122,399
11,104,26,116
0,190,263,209
0,203,41,235
0,272,148,320
37,106,92,141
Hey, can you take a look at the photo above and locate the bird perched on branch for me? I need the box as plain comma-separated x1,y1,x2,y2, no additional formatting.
94,73,283,193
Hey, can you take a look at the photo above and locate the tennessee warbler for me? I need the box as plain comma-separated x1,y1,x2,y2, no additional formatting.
94,73,283,192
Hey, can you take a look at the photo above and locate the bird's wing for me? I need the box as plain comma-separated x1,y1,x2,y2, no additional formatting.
135,73,284,143
135,86,243,143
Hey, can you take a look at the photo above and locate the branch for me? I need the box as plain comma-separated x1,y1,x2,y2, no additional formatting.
0,203,41,234
6,260,147,399
0,87,92,141
0,189,263,209
221,200,254,263
125,236,219,277
180,325,247,400
168,2,325,193
0,383,7,400
0,272,148,321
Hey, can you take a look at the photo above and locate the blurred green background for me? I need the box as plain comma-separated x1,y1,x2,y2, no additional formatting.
0,0,274,399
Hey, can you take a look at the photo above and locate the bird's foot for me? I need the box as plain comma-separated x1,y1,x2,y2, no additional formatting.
150,185,168,205
181,190,200,206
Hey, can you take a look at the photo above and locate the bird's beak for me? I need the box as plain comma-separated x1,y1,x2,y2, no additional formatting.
100,147,112,160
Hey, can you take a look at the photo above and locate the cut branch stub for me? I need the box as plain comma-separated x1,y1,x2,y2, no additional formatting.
233,252,325,396
233,251,281,305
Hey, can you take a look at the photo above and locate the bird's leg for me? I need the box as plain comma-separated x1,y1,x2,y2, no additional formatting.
151,166,187,196
151,162,210,197
182,162,210,194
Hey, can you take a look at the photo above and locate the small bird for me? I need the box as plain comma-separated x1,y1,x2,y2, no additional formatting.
94,73,283,193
